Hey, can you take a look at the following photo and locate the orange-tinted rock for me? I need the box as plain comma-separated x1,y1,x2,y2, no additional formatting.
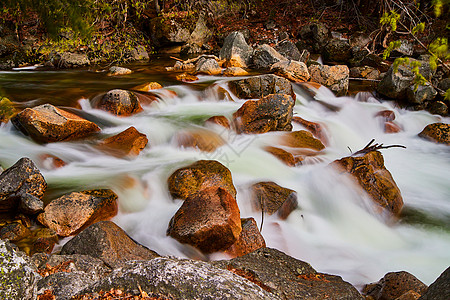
279,130,325,151
0,157,47,212
292,116,329,145
133,82,163,91
168,160,236,200
363,271,427,300
228,74,295,100
270,60,310,82
331,151,404,215
309,64,349,96
396,291,421,300
225,217,266,257
223,67,249,77
375,110,396,122
107,66,132,76
11,104,100,143
60,221,159,268
167,187,241,253
205,116,231,129
176,73,199,82
92,89,142,116
264,146,301,167
217,86,233,101
418,123,449,145
195,58,222,75
37,189,118,237
98,126,148,157
251,181,298,219
0,221,30,242
384,121,402,133
15,227,58,255
233,94,295,134
174,128,225,152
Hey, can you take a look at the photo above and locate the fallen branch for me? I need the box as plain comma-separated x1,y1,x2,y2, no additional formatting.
352,139,406,156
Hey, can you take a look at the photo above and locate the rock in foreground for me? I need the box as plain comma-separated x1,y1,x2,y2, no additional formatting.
60,221,159,268
167,187,241,253
331,151,404,215
228,74,295,100
167,160,236,200
418,123,449,145
37,189,118,237
75,257,277,299
213,247,364,300
12,104,100,143
233,94,295,134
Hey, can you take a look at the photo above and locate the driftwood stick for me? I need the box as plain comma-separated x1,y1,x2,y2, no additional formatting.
352,139,406,156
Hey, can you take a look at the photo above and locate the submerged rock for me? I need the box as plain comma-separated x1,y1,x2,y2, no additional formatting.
363,271,427,300
228,74,295,100
0,240,40,300
37,189,118,237
331,151,404,216
167,187,241,253
174,128,225,152
233,94,295,134
75,257,277,299
168,160,236,200
212,247,364,299
107,66,132,76
12,104,100,143
418,122,449,145
250,181,298,219
0,157,47,212
60,221,159,268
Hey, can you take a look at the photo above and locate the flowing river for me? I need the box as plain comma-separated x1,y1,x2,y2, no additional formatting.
0,59,449,289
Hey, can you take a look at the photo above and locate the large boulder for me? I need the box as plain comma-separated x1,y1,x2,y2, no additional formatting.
252,44,287,70
98,126,148,157
0,240,40,300
228,74,295,100
225,217,266,258
275,40,304,62
75,257,277,299
233,94,295,134
195,57,222,75
406,83,437,104
91,89,142,116
250,181,298,219
12,104,100,143
297,22,330,53
36,254,111,300
331,151,404,216
148,16,193,48
219,31,253,68
212,247,364,299
309,64,349,96
168,160,236,200
419,266,450,300
60,221,159,268
167,187,241,253
418,123,449,145
323,38,352,64
377,60,433,101
363,271,428,300
49,52,90,68
270,60,310,82
0,157,46,212
37,189,118,237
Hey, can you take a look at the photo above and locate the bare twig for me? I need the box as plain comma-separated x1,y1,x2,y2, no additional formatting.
352,139,406,156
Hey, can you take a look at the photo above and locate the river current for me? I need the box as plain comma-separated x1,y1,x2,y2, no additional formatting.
0,61,449,288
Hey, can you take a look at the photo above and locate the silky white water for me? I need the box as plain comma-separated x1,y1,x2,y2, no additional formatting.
0,73,449,288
